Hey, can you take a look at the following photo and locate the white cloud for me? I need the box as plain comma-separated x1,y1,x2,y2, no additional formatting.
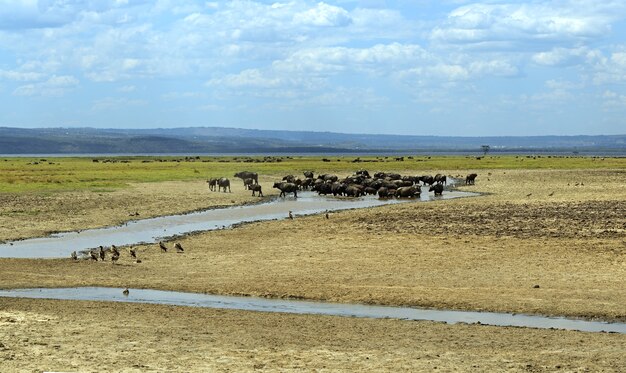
532,47,600,67
431,1,626,47
12,75,79,96
293,2,351,27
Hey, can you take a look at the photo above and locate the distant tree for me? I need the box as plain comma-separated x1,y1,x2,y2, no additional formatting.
481,145,490,156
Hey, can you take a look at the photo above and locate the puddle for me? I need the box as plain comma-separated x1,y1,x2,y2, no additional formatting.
0,287,624,334
0,190,477,259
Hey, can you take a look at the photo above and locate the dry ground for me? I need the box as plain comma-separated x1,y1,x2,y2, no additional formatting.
1,168,625,371
1,298,625,372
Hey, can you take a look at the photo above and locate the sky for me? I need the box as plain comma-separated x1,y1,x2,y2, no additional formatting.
1,0,626,136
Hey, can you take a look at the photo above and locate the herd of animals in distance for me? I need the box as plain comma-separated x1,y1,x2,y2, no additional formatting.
208,170,478,199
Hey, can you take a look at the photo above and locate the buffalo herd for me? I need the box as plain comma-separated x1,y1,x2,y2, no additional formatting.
209,169,478,199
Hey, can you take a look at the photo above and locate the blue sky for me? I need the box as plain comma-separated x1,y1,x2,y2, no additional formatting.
1,0,625,136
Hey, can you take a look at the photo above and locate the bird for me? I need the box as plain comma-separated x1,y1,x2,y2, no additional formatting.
129,247,137,259
175,243,184,253
548,191,555,196
325,211,329,219
89,250,98,261
288,211,293,219
111,251,120,264
122,288,129,296
111,245,120,256
99,246,105,261
159,241,168,253
70,251,78,260
526,193,532,197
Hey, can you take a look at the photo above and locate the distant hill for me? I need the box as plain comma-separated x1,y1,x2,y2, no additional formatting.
0,127,624,155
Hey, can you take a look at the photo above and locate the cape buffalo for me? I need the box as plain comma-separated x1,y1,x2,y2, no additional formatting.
303,171,314,179
434,174,447,185
429,183,443,196
234,171,258,185
313,182,332,195
218,177,231,192
420,175,435,186
377,187,390,198
273,182,298,198
249,184,263,197
466,173,478,185
344,185,363,197
243,178,254,190
207,178,218,191
396,186,421,198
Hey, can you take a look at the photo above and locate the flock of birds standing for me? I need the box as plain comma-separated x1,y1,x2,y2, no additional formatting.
70,241,184,263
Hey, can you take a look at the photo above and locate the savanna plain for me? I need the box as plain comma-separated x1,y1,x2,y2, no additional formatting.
0,155,625,372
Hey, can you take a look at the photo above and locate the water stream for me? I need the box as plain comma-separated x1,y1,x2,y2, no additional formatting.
0,287,624,334
0,190,477,258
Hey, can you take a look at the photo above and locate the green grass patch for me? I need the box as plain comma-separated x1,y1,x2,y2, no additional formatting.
0,155,623,194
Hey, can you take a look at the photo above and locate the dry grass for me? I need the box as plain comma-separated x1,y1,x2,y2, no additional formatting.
1,298,625,372
0,166,625,371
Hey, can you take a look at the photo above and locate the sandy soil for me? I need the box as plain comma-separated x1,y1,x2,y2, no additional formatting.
0,168,625,371
1,298,625,372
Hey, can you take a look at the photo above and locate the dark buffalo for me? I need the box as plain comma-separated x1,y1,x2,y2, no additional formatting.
273,182,298,198
318,174,339,182
243,178,254,190
300,177,314,190
373,172,386,179
345,185,363,197
331,182,347,196
234,171,258,185
355,169,370,177
395,186,421,198
303,171,314,179
313,182,332,195
364,186,377,195
282,174,296,183
249,184,263,197
466,173,478,185
218,177,231,192
420,175,435,186
377,187,390,198
434,174,447,185
429,183,443,196
402,175,419,184
207,178,218,191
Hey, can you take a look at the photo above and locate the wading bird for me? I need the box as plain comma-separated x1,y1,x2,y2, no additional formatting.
159,241,168,253
111,245,120,256
111,251,120,264
129,247,137,259
175,243,184,253
99,246,105,261
71,251,78,260
89,251,98,261
288,211,293,219
122,288,129,296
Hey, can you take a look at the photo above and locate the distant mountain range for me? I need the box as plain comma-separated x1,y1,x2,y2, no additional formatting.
0,127,624,155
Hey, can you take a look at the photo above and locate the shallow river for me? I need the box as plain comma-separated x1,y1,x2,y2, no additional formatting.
0,190,477,258
0,287,624,334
